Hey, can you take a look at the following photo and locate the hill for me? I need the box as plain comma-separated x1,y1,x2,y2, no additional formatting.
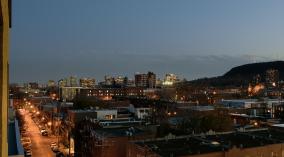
186,61,284,87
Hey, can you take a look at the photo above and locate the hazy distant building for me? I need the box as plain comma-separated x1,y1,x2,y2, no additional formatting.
59,76,79,87
163,73,179,86
47,80,56,87
69,76,78,87
61,87,83,101
266,69,279,87
58,79,67,88
79,78,96,88
125,78,135,87
28,82,39,89
251,74,261,86
115,76,124,85
135,72,156,88
99,76,132,88
147,72,156,88
155,79,163,88
135,73,148,87
103,75,115,86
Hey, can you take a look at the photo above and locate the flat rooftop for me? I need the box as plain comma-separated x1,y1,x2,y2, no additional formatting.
96,127,144,137
205,132,278,149
135,129,284,157
137,137,224,157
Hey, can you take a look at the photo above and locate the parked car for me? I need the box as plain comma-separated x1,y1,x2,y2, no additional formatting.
22,143,32,150
50,142,57,149
41,130,48,136
25,150,32,157
50,142,60,152
21,137,31,145
56,152,64,157
52,146,59,152
21,132,30,137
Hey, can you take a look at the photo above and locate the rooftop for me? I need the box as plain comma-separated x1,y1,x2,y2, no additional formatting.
134,129,284,157
137,137,224,157
96,127,144,137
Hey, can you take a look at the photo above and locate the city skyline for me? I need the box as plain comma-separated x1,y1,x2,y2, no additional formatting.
10,0,284,83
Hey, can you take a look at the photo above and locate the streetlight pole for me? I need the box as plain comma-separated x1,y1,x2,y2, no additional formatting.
58,79,63,101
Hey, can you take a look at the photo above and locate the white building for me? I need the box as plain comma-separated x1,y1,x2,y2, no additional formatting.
128,104,151,119
95,109,117,120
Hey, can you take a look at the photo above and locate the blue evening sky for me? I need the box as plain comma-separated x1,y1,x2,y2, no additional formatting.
10,0,284,83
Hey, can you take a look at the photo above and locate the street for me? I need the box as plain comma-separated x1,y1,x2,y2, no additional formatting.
24,110,56,157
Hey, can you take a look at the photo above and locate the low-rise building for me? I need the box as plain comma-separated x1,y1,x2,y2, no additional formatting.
80,87,145,100
127,129,284,157
128,104,151,120
68,109,118,124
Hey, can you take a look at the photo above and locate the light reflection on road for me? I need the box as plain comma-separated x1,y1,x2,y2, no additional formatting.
24,110,56,157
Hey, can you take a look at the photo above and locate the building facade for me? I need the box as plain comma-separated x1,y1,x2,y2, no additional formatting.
80,87,145,100
79,78,96,88
0,0,11,156
135,72,156,88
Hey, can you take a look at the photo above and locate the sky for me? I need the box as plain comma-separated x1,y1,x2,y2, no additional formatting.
10,0,284,83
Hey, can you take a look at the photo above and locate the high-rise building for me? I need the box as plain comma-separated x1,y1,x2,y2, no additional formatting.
104,75,114,86
125,78,135,87
135,72,156,88
0,0,11,156
69,76,78,87
135,73,148,87
79,78,96,88
147,72,156,88
59,78,68,88
59,76,78,87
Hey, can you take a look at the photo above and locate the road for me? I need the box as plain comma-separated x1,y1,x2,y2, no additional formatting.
24,110,56,157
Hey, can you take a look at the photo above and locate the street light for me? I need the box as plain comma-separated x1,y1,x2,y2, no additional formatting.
48,121,52,126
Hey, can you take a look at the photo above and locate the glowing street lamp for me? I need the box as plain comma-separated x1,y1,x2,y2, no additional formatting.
48,121,52,126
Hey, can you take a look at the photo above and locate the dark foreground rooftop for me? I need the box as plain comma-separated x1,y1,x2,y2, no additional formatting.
135,128,284,157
